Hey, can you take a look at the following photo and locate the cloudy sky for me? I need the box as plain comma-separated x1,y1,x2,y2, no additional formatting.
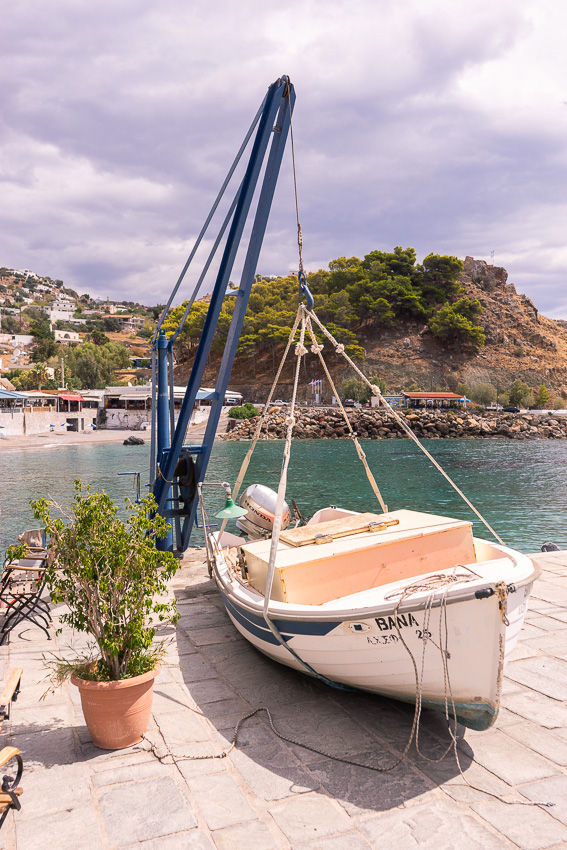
3,0,566,315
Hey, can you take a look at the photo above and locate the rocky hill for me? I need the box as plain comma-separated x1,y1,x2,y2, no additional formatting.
356,257,567,397
179,257,567,402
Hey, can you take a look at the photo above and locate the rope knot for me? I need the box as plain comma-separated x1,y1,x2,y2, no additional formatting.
295,343,307,356
335,344,345,354
370,384,382,396
311,343,323,354
285,416,296,427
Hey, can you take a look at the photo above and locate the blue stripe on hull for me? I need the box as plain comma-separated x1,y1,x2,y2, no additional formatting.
221,593,340,644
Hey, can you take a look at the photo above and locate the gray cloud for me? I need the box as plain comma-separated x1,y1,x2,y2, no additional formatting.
2,0,565,314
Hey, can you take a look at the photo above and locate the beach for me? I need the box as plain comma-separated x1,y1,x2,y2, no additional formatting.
0,416,225,452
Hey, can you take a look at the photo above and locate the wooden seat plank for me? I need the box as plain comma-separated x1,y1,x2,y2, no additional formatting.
0,672,22,709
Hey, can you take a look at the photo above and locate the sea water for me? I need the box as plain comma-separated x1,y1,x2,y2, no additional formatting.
1,438,566,556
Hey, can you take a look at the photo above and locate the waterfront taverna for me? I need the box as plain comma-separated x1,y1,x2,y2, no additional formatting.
102,383,243,429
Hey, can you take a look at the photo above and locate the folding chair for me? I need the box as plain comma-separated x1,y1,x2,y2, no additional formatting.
0,669,23,830
0,531,52,645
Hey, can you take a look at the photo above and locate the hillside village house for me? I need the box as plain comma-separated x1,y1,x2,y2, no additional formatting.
115,314,145,333
54,330,81,344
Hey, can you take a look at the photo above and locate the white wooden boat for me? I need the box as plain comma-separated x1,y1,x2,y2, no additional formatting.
209,506,539,731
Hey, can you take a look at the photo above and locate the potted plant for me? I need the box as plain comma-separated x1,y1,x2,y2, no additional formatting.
31,480,180,750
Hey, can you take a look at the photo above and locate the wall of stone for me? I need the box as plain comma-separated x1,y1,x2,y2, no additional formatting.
223,407,567,441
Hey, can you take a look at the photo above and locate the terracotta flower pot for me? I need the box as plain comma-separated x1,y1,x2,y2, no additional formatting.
71,663,160,750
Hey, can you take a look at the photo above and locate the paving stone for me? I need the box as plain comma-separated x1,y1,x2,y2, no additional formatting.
127,831,215,850
176,753,228,779
525,616,567,632
532,584,567,606
358,798,510,849
544,610,567,625
503,721,567,766
213,820,283,850
187,626,243,646
410,741,514,804
155,705,213,747
200,696,252,719
521,775,567,826
505,656,567,699
99,776,197,845
267,702,374,764
501,678,525,696
177,655,221,683
518,623,547,640
308,753,433,815
230,741,319,800
82,746,156,771
13,763,92,818
523,631,567,657
458,728,557,785
152,681,196,714
10,701,74,731
91,756,171,787
503,690,567,728
185,773,257,829
12,681,67,708
292,834,373,850
177,609,231,630
11,726,78,770
186,678,237,705
269,795,352,843
15,806,103,850
217,719,275,748
507,642,541,661
471,798,567,849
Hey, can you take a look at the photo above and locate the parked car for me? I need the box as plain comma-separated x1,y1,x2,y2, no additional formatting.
502,406,520,413
343,399,356,407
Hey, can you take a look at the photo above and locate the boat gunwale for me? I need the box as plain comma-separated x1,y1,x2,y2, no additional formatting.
211,537,540,623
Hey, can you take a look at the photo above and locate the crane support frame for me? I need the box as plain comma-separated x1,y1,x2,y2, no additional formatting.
152,76,295,552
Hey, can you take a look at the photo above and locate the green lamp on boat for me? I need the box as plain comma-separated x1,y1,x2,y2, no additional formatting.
198,481,248,519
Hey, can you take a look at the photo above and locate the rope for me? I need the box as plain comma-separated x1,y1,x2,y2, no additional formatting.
305,307,505,546
219,305,304,539
304,317,388,513
287,91,304,279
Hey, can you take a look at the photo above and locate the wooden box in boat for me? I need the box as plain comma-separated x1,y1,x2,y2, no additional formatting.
240,508,476,605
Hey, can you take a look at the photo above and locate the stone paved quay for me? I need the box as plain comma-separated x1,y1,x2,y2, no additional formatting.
2,550,567,850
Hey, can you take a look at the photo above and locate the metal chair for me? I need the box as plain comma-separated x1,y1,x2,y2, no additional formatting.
0,532,52,645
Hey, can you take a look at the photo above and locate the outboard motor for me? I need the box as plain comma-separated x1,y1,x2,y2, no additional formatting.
236,484,291,540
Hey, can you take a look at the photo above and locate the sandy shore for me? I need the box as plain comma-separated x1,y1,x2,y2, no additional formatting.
0,416,225,451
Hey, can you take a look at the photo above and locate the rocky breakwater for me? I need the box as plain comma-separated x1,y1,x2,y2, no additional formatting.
223,407,567,441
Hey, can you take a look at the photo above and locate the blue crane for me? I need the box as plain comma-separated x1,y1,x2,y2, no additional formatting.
150,76,297,553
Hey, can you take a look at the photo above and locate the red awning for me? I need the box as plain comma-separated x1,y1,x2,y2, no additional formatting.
59,394,84,402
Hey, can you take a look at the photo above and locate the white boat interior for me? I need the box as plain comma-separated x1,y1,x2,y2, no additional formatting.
221,507,531,607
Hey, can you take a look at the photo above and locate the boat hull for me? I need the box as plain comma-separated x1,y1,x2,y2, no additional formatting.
212,531,538,731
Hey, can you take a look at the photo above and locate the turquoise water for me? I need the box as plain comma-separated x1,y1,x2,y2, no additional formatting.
1,438,566,556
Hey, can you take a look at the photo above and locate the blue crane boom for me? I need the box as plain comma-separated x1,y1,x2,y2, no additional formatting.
151,76,295,553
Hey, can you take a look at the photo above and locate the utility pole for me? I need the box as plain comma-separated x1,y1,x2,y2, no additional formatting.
60,357,65,390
